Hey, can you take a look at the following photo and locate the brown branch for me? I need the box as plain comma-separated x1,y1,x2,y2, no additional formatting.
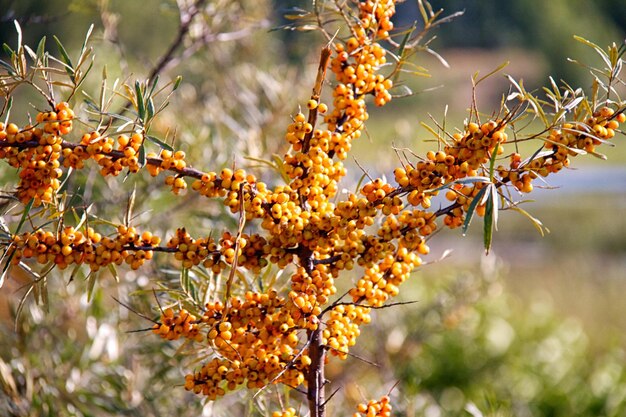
112,296,158,324
0,139,207,180
115,0,207,115
302,45,332,154
147,0,208,85
322,299,418,316
224,183,247,309
307,325,326,417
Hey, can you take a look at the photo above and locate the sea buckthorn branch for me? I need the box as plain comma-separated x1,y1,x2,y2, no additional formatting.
155,10,624,417
1,2,625,417
301,45,332,156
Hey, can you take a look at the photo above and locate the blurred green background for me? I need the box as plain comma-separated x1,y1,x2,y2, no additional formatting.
1,0,625,416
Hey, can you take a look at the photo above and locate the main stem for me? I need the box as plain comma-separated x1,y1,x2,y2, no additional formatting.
307,325,326,417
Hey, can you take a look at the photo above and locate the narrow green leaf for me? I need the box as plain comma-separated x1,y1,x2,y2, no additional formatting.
573,35,612,69
146,135,173,151
417,0,429,25
488,143,499,181
181,267,190,293
106,112,134,124
2,43,15,58
135,80,145,120
81,24,94,55
244,155,279,169
272,154,291,183
281,6,311,19
0,261,10,288
563,96,584,112
462,186,488,235
14,284,34,331
483,184,498,254
75,205,92,231
83,98,100,112
73,59,94,90
548,76,561,100
147,97,155,121
107,264,119,283
425,47,450,69
138,144,146,167
173,76,182,91
589,150,608,160
420,122,443,141
68,263,82,283
397,22,416,58
15,198,34,235
355,173,368,195
36,36,46,62
86,272,98,302
475,61,509,86
391,22,418,84
33,275,40,304
483,187,495,253
491,184,499,231
149,75,160,97
39,277,49,313
53,35,75,79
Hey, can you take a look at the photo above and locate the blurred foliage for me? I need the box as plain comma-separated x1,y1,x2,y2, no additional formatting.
339,260,626,417
0,279,207,417
399,0,626,86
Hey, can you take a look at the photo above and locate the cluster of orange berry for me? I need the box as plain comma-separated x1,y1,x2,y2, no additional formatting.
365,120,505,214
447,121,507,168
323,304,371,359
163,228,272,272
358,119,507,233
218,231,269,273
7,225,160,271
0,101,153,207
152,307,202,342
288,266,334,329
349,246,423,307
176,292,309,399
189,167,261,213
0,102,74,205
330,44,392,109
272,408,298,417
497,107,625,193
147,149,191,194
283,127,345,202
353,395,392,417
62,131,144,176
166,227,218,269
358,0,395,39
